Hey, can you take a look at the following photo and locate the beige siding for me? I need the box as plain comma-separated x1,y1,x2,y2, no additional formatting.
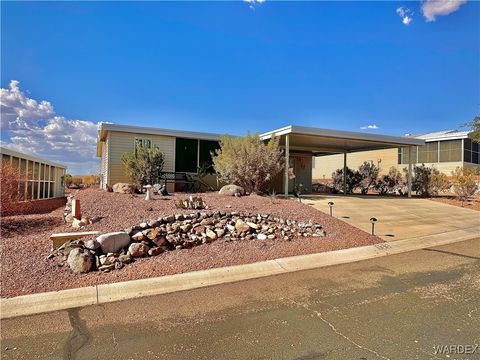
107,131,175,186
313,148,398,180
313,148,479,180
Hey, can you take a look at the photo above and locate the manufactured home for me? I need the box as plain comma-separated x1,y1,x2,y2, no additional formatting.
312,130,480,180
97,123,425,197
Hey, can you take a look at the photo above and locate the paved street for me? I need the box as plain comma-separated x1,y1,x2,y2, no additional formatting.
306,195,480,241
2,238,479,360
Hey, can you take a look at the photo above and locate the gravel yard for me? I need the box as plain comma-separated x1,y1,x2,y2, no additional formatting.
0,188,382,298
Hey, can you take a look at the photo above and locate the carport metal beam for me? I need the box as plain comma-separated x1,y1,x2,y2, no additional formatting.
284,134,289,197
343,152,347,195
407,146,412,198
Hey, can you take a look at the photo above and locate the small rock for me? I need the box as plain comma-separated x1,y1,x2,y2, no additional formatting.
118,254,132,264
257,233,267,240
84,239,100,250
67,248,93,273
246,222,258,230
148,247,164,256
96,232,131,254
215,228,225,238
235,219,250,233
206,228,217,240
131,231,145,242
72,218,84,229
128,243,149,257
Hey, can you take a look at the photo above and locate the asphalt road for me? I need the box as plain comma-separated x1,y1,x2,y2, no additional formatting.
2,238,479,360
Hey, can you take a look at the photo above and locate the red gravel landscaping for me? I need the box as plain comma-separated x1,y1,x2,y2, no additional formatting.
0,188,383,298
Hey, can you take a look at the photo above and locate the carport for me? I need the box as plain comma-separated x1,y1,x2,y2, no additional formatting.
260,125,425,197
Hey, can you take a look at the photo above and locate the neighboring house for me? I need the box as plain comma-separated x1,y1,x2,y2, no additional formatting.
96,123,222,191
97,123,423,196
312,130,479,180
0,146,66,200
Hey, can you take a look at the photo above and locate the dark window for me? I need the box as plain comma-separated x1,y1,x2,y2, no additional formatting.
464,149,472,163
175,138,198,173
473,151,479,164
473,141,479,152
199,140,220,174
464,138,472,150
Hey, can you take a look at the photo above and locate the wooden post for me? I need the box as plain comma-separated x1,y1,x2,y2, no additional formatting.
72,199,81,219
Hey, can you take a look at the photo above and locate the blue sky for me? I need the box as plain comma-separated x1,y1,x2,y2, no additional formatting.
1,1,478,173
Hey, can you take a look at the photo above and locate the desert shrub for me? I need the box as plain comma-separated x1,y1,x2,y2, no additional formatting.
0,162,24,215
122,145,165,187
358,161,380,194
70,176,83,187
431,172,450,195
375,167,404,195
63,173,73,187
212,133,284,194
82,175,100,187
331,167,362,194
451,167,479,205
411,164,446,197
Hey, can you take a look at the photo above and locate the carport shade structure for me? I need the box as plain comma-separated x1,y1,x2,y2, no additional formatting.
259,125,425,197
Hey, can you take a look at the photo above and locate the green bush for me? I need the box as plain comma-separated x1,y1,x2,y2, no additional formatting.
331,167,362,194
212,133,284,194
122,145,165,187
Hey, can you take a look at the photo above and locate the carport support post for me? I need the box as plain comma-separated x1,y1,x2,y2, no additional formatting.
407,146,412,198
284,134,290,198
343,152,347,195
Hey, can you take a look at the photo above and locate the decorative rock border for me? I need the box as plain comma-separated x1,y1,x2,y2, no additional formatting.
52,211,326,273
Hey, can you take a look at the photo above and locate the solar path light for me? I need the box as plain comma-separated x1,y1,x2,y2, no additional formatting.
370,217,377,235
328,202,334,216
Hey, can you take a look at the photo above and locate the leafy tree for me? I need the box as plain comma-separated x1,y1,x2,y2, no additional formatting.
212,132,284,194
358,161,380,194
451,167,479,205
122,145,165,188
331,167,362,194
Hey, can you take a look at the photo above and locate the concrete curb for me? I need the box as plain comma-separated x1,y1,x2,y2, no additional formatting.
2,226,478,319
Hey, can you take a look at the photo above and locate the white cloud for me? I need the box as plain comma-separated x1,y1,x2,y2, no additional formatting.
243,0,265,10
0,80,99,175
396,7,414,25
421,0,467,22
360,124,379,130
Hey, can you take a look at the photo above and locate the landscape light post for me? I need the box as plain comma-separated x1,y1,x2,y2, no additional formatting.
328,201,334,216
370,217,377,235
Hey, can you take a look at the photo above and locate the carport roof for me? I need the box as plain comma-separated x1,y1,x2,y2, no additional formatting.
260,125,425,155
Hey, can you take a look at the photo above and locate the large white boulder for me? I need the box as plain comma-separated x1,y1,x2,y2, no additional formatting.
96,232,131,254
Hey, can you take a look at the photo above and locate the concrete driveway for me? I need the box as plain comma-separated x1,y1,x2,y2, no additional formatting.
1,239,479,360
305,195,479,241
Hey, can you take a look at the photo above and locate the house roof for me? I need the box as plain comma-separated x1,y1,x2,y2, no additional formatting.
260,125,425,155
97,123,224,142
0,146,66,169
409,129,471,142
